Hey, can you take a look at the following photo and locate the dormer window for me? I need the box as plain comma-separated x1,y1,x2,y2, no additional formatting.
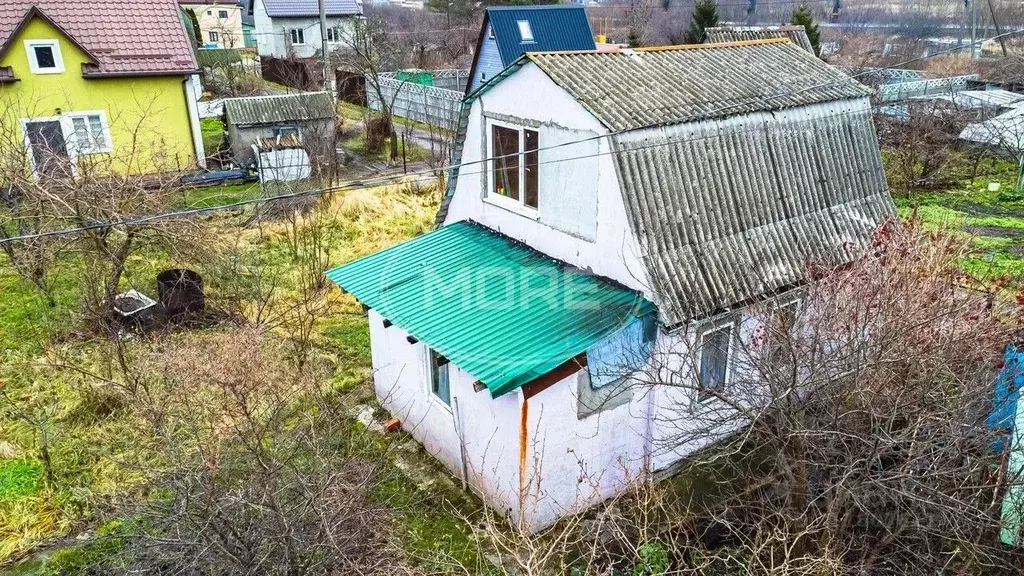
24,40,63,74
517,20,534,42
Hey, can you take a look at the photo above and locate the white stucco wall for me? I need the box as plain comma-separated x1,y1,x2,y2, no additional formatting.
252,1,358,58
443,63,651,296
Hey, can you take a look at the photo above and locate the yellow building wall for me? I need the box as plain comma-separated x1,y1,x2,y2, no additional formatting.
0,16,198,175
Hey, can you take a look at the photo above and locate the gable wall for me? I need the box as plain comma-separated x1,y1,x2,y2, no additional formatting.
469,30,503,93
252,3,357,58
443,62,651,298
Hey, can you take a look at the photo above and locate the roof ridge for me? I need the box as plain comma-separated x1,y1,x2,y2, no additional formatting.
636,38,790,51
487,4,585,10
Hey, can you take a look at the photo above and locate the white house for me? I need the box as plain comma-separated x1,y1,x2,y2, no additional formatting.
247,0,362,58
327,38,895,531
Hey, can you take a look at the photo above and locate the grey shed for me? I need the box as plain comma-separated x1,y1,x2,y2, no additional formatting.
223,91,336,167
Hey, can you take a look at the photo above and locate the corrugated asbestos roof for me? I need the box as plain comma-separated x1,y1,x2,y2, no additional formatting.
487,5,595,67
527,39,870,132
612,99,895,325
224,91,335,126
326,221,655,397
705,26,815,54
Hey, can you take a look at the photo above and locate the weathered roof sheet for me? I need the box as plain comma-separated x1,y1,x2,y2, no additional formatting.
326,221,655,397
705,25,815,54
0,1,197,76
224,91,335,126
960,105,1024,151
527,39,870,132
612,99,894,325
487,5,595,67
261,0,361,17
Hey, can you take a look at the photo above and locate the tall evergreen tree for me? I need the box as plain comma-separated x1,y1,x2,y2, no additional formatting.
790,2,821,57
684,0,719,44
186,9,203,49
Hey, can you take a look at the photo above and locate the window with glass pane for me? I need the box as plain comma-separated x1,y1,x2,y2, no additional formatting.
524,129,539,208
698,325,731,401
33,46,55,69
492,125,520,200
517,20,534,41
428,349,450,406
218,9,228,17
87,116,106,149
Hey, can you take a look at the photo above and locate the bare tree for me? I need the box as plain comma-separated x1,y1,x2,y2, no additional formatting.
626,220,1023,573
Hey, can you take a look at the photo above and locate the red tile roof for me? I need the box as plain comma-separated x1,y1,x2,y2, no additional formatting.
0,0,197,77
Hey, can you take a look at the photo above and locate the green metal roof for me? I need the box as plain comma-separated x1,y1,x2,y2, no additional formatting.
326,221,655,398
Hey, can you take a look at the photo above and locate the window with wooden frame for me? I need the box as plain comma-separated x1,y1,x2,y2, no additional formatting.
489,122,539,210
427,348,450,406
698,322,733,402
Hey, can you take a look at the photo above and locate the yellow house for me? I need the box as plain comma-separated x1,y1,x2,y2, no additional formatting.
0,0,205,177
180,0,245,49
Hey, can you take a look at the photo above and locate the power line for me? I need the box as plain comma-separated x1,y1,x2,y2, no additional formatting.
2,28,1020,246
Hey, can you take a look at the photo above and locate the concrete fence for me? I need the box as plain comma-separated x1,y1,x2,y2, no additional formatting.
366,69,467,131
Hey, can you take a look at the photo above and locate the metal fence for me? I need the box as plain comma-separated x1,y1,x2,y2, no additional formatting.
366,70,467,131
877,75,979,103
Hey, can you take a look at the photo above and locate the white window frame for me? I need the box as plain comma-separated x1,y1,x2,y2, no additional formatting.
326,26,342,43
289,28,306,45
484,118,540,217
63,110,113,156
424,345,452,411
696,319,735,404
517,20,534,42
24,39,64,74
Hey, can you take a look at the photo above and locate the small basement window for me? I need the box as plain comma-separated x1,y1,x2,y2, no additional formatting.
517,20,534,42
698,322,732,402
427,348,450,406
489,122,539,210
24,39,63,74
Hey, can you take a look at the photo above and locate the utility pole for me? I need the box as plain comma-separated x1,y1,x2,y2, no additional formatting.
971,0,978,58
988,0,1008,57
319,0,332,94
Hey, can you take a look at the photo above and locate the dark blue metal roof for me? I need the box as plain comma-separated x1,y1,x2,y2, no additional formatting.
486,5,595,67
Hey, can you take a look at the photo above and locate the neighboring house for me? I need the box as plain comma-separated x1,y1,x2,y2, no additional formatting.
705,25,815,54
466,5,595,94
222,91,334,167
247,0,362,58
327,39,895,531
0,0,204,176
180,0,245,49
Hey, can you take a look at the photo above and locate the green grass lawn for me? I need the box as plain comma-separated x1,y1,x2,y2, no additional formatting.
199,118,224,158
0,183,488,573
894,161,1024,283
